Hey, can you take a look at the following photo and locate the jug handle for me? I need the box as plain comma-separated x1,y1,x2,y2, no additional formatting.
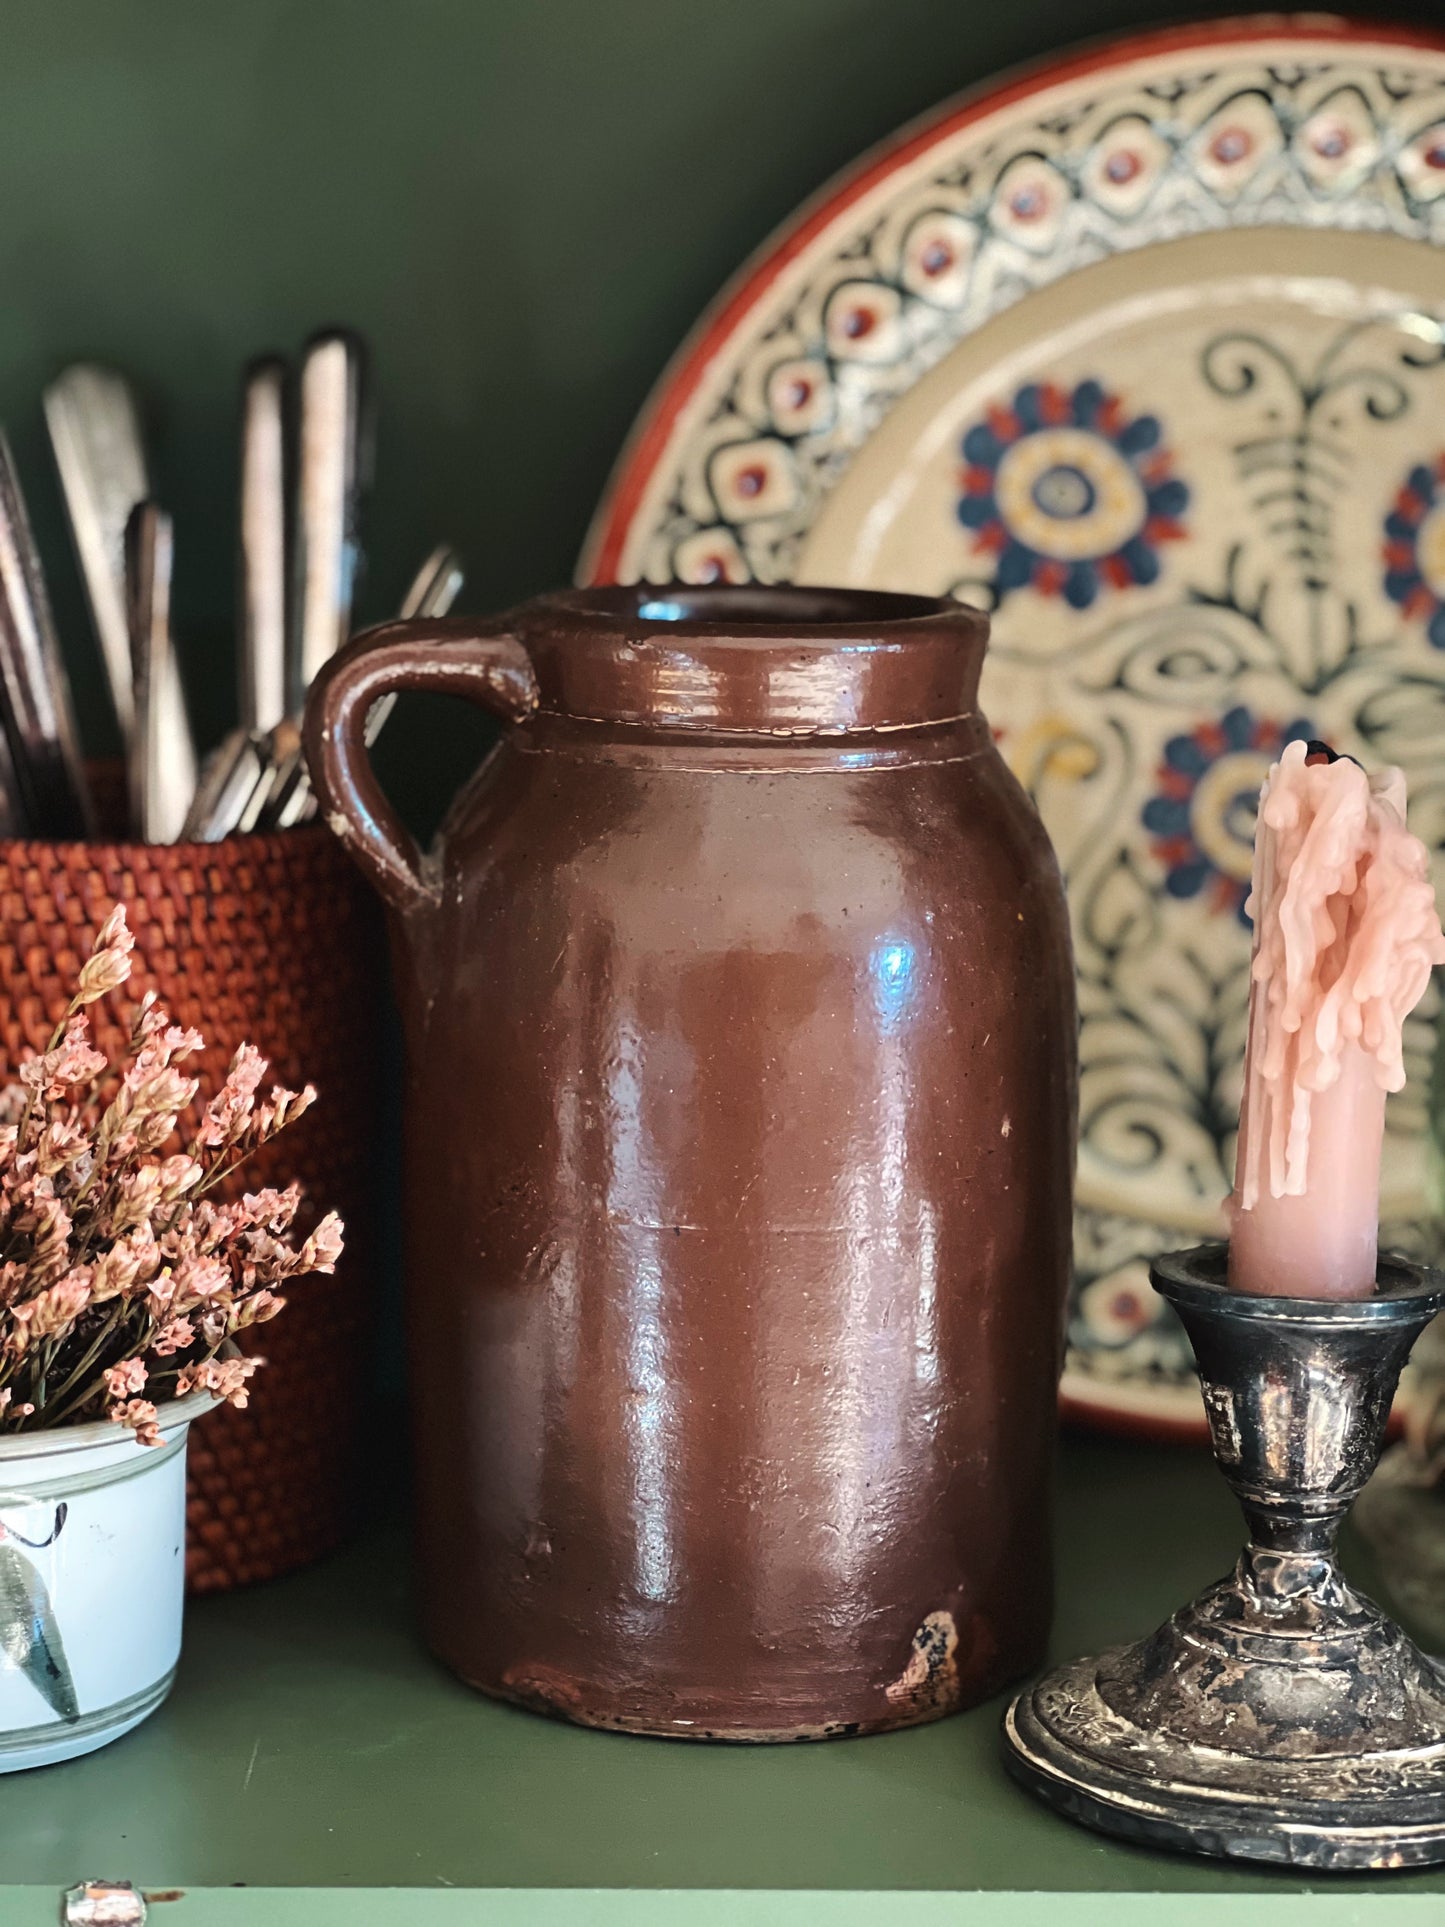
304,616,539,919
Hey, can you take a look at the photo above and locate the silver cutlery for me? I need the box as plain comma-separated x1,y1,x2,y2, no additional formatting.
291,331,366,713
181,358,293,843
46,364,196,828
44,364,148,742
365,544,464,747
241,720,302,831
251,548,462,833
125,503,192,845
253,724,311,833
0,724,28,837
179,726,268,842
239,356,288,736
32,339,412,848
176,325,444,844
0,434,92,838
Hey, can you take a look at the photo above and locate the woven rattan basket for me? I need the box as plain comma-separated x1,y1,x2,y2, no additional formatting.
0,824,383,1591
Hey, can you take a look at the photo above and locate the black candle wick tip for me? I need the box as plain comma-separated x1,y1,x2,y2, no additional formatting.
1304,739,1363,769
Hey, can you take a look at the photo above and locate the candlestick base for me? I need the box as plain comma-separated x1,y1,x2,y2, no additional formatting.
1003,1244,1445,1871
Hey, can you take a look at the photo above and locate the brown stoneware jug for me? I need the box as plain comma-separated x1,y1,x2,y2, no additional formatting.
306,584,1076,1740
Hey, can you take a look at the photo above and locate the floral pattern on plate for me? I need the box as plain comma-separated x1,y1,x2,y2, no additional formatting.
1384,454,1445,649
1143,707,1313,925
958,379,1188,608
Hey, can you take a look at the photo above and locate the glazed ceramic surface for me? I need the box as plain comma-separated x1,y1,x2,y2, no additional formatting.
306,586,1076,1740
0,1387,215,1771
580,19,1445,1438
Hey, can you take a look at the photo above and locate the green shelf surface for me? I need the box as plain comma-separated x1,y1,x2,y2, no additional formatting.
2,1433,1441,1923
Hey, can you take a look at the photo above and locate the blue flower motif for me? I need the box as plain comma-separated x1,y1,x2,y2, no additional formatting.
1142,707,1313,923
958,380,1189,608
1382,456,1445,649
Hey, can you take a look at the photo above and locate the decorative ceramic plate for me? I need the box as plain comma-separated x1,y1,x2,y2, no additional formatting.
580,18,1445,1437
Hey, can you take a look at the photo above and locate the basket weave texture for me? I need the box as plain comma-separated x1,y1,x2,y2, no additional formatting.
0,825,383,1592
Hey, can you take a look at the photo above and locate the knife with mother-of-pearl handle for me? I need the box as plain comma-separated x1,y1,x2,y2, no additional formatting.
0,432,92,837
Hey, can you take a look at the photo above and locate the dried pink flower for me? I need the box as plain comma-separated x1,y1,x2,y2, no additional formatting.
95,906,133,954
197,1307,227,1347
300,1213,345,1275
91,1230,159,1304
145,1266,176,1313
170,1254,231,1311
113,1166,165,1232
150,1316,193,1357
230,1289,285,1330
36,1117,91,1178
22,1197,74,1289
109,1397,162,1448
157,1154,202,1202
127,1066,200,1120
254,1084,317,1137
176,1354,260,1409
196,1045,267,1148
76,908,136,1005
5,1269,92,1354
19,1015,108,1101
102,1357,147,1400
0,905,339,1437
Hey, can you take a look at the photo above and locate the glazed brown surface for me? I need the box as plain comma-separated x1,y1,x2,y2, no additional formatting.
306,585,1076,1739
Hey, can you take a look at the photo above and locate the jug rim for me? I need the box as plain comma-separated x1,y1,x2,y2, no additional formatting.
533,583,983,642
513,584,988,736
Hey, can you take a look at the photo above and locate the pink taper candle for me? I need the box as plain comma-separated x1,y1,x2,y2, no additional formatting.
1229,741,1445,1299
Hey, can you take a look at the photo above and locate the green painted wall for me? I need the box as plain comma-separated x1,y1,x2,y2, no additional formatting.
0,0,1429,825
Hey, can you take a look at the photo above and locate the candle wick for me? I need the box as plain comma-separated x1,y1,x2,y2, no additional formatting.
1303,740,1363,769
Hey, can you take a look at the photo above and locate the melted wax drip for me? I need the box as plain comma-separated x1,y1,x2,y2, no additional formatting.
1236,740,1445,1214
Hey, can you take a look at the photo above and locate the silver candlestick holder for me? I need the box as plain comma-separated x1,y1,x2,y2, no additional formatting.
1004,1241,1445,1871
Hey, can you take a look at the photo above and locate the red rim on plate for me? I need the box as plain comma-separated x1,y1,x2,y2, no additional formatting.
581,15,1445,584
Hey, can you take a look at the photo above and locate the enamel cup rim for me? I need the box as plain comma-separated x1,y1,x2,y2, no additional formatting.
0,1379,221,1463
